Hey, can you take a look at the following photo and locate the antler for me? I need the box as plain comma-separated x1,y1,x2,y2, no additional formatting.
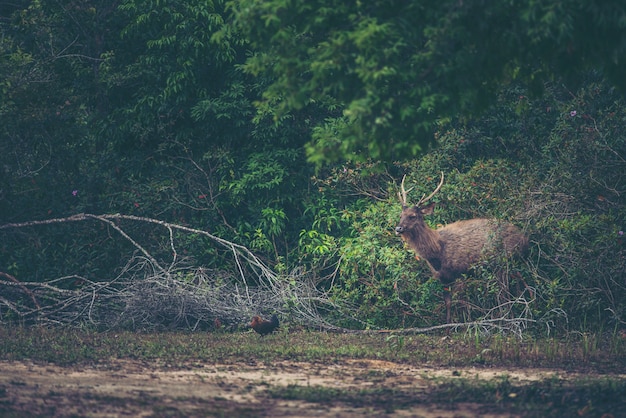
416,172,444,207
398,175,413,207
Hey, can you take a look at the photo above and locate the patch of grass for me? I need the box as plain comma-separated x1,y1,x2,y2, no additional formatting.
429,376,626,417
267,385,417,413
0,325,625,372
269,385,341,403
265,376,626,417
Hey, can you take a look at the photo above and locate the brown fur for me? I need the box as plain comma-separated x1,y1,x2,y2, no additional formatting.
396,202,528,322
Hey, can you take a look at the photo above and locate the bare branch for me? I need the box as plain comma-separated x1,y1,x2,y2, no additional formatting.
0,213,346,330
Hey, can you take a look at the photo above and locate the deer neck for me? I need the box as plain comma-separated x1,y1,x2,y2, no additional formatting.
405,223,442,261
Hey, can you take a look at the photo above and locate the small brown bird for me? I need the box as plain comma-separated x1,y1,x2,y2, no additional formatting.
250,314,279,336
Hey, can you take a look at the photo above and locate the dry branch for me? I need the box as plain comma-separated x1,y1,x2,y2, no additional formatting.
0,213,343,330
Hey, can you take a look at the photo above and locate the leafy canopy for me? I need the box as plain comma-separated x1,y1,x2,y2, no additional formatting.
228,0,626,164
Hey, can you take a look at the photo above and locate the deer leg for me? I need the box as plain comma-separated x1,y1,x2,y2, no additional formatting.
443,286,452,323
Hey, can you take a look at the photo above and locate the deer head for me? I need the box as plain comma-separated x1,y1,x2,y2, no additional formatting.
395,172,444,235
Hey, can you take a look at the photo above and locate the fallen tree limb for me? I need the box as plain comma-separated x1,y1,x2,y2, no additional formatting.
0,213,342,330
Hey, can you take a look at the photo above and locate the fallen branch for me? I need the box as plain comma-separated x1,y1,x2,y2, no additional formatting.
0,213,343,330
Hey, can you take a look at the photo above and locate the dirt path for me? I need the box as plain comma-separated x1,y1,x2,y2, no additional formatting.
0,359,620,417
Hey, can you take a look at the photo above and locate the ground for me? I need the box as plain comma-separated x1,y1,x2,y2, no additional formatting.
1,358,617,417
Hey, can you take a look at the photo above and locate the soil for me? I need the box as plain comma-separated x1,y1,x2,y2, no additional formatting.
2,358,619,417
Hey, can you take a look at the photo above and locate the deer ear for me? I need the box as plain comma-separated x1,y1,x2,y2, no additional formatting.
420,202,436,215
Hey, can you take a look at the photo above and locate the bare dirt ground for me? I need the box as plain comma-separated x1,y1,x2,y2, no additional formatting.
1,358,617,417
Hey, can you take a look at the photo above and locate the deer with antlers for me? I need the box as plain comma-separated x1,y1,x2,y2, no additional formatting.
395,173,528,323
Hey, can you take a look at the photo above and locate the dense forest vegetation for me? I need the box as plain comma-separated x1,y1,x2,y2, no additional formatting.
1,0,624,333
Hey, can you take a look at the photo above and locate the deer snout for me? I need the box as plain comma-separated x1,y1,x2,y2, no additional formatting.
395,226,404,235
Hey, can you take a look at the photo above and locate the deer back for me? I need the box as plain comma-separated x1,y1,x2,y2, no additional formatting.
436,218,527,279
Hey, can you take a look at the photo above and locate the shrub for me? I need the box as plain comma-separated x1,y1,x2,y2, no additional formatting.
321,80,625,332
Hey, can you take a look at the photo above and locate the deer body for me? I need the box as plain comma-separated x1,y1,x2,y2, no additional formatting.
395,174,528,323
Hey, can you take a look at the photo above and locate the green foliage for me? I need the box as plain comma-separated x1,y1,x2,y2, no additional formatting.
1,1,625,334
229,0,626,164
524,83,626,329
323,199,440,328
0,0,325,281
103,0,243,148
306,80,625,331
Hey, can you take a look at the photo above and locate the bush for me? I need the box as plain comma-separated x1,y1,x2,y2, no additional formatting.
318,80,625,332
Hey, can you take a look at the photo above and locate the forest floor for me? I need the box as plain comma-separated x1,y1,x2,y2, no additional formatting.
1,357,622,417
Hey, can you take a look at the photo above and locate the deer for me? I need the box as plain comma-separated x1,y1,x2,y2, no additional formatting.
395,173,529,323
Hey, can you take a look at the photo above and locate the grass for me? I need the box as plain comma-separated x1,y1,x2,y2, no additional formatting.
265,378,626,417
0,325,625,370
1,325,625,417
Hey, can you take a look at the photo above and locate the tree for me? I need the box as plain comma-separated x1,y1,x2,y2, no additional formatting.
0,0,333,279
228,0,626,164
0,1,119,220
